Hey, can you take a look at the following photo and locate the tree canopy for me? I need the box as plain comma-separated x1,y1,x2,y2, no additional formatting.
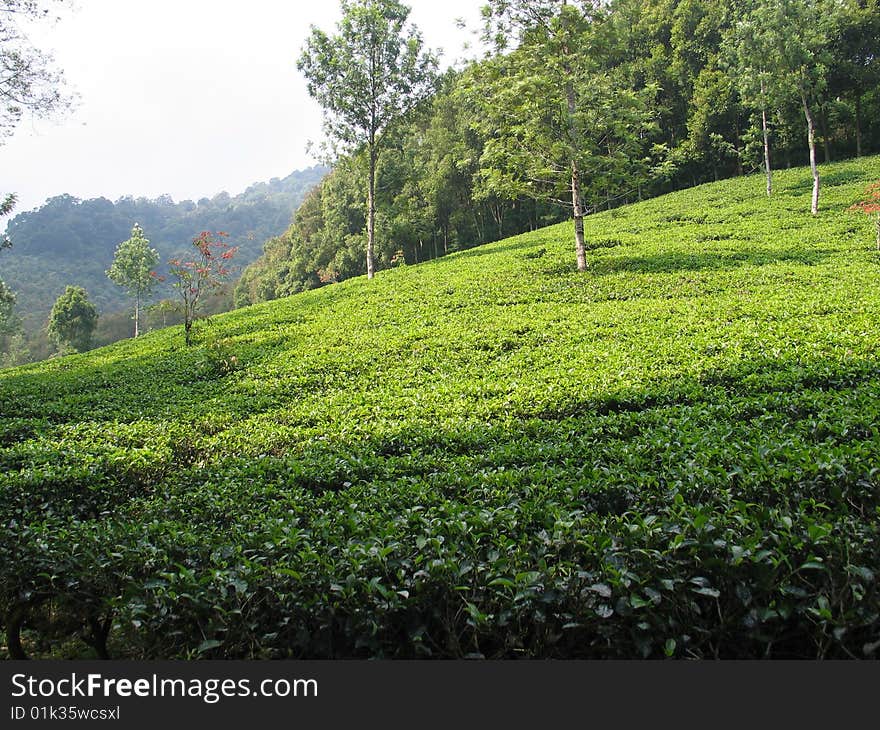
106,223,160,338
0,0,73,141
47,285,97,353
298,0,438,279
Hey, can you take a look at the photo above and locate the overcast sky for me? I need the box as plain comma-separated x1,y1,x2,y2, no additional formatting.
0,0,485,215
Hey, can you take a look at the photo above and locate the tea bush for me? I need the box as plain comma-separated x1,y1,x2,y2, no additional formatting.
2,157,880,658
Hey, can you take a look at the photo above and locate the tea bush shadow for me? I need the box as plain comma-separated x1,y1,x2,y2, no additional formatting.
589,247,834,276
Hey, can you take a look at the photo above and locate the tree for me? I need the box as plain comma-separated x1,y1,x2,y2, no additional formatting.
0,0,73,142
0,278,26,366
829,0,880,157
0,191,14,249
0,192,24,365
474,0,657,271
0,1,71,359
47,285,97,353
727,4,781,196
167,231,237,346
106,223,159,338
737,0,839,215
298,0,438,279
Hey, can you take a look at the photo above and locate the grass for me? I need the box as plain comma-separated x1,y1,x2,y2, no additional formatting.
2,157,880,658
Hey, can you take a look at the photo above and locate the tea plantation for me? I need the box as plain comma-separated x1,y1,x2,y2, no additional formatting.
2,157,880,658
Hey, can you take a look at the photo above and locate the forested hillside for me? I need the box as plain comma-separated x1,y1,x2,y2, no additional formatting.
236,0,880,306
1,166,327,332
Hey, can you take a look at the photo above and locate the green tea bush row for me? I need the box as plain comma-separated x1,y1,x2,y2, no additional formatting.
2,157,880,658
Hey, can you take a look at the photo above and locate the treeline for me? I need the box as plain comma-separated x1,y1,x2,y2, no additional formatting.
237,0,880,305
235,80,565,305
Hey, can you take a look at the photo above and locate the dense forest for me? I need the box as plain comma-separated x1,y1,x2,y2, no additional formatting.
0,166,326,357
236,0,880,306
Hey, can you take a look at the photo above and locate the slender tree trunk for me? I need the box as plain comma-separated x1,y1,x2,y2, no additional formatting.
760,79,772,197
802,90,820,215
366,147,376,279
85,615,112,660
571,162,587,271
855,93,862,158
564,77,585,270
734,118,744,177
134,292,140,338
473,209,485,243
818,104,832,163
560,6,586,272
492,203,503,239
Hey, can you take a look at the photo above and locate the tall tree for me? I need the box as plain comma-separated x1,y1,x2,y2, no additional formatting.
727,3,780,196
47,285,97,353
298,0,437,279
475,0,656,270
739,0,839,215
106,223,159,338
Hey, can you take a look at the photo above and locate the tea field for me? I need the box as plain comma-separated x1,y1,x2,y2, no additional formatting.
2,157,880,658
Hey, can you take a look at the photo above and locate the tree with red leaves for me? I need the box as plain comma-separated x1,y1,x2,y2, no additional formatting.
167,231,237,346
849,182,880,251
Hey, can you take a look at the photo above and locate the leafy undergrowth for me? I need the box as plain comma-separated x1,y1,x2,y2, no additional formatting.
2,158,880,659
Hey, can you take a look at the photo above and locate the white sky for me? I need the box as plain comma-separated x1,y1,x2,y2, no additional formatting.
0,0,485,215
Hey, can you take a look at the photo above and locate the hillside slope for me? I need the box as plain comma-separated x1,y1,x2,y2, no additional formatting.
2,157,880,659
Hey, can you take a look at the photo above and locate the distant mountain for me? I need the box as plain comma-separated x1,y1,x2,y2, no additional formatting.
1,166,328,331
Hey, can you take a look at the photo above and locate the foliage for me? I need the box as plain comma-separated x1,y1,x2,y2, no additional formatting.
46,285,97,353
167,232,237,346
0,192,15,248
0,279,27,366
243,0,880,300
0,192,22,364
0,0,73,141
235,75,566,307
470,1,659,269
1,156,880,658
1,167,327,335
298,0,438,278
106,223,160,338
828,0,880,158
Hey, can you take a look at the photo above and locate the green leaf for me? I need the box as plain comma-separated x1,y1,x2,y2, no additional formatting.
197,639,221,653
692,586,720,598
